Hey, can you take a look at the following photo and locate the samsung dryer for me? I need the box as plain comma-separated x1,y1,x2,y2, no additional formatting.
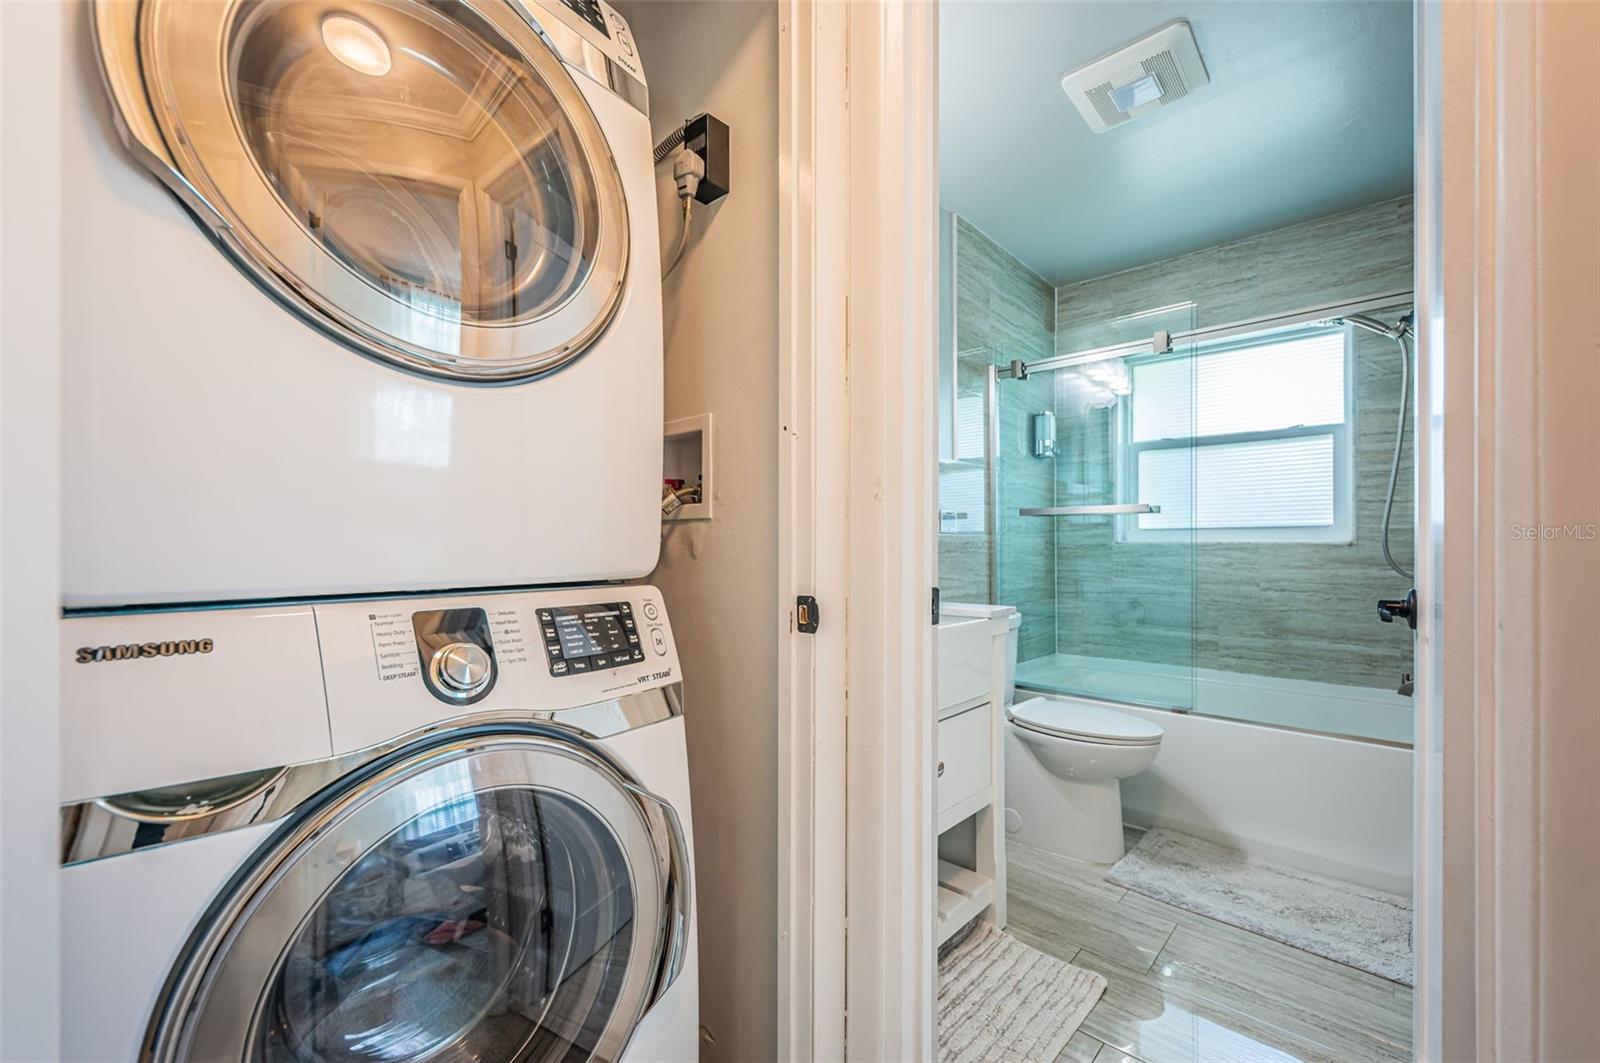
60,585,696,1062
62,0,662,606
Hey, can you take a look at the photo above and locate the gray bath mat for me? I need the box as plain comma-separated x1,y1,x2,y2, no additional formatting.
937,921,1106,1062
1108,828,1413,985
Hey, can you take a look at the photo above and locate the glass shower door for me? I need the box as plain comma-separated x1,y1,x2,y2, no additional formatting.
997,303,1199,712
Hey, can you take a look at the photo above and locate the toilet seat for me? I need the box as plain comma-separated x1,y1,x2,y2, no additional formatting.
1008,697,1164,747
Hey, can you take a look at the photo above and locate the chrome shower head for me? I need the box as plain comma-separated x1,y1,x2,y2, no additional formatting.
1340,313,1407,339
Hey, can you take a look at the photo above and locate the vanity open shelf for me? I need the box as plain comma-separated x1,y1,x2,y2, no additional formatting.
934,605,1015,947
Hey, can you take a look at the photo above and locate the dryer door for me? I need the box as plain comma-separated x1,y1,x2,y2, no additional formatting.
143,728,688,1063
93,0,630,382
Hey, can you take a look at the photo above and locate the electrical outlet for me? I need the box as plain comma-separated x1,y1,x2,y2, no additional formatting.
682,113,729,204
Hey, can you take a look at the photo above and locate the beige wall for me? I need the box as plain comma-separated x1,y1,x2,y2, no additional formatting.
619,4,780,1061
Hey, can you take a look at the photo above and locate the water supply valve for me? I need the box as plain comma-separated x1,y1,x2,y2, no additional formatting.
1376,588,1418,631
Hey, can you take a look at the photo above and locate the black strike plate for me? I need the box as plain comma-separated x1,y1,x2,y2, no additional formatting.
796,595,819,634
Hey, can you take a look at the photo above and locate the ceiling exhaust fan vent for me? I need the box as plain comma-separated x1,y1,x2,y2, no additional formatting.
1060,20,1210,134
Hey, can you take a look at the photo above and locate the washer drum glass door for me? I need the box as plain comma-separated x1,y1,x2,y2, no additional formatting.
143,730,687,1063
93,0,630,382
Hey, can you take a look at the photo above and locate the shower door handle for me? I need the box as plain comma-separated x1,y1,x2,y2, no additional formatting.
1019,503,1161,517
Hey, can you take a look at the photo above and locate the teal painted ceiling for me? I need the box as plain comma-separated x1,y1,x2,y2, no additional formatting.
940,1,1414,284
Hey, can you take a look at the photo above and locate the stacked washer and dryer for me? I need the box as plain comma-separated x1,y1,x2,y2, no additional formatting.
57,1,697,1060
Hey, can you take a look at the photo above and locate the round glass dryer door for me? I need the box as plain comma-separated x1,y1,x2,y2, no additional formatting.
97,0,630,382
144,731,684,1063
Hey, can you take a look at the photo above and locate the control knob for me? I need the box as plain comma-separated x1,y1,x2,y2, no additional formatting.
430,642,493,699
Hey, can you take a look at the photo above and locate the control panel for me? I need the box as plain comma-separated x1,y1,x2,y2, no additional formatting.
532,0,643,87
539,601,645,676
557,0,609,37
315,585,680,754
60,586,681,797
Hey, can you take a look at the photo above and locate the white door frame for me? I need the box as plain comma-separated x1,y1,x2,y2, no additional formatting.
776,2,849,1059
777,1,938,1060
1410,1,1445,1055
839,1,939,1058
1424,3,1600,1060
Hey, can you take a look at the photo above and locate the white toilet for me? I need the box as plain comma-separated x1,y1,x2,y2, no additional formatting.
987,618,1164,864
1006,697,1163,863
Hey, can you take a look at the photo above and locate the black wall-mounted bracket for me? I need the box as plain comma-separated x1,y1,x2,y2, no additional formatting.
682,113,730,204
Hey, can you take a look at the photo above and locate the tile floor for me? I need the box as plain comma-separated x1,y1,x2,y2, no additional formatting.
1007,831,1413,1063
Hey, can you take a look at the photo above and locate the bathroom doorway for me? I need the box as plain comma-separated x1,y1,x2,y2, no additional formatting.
933,3,1421,1059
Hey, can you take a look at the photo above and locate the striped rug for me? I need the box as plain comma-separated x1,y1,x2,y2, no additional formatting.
1108,828,1414,985
937,921,1106,1062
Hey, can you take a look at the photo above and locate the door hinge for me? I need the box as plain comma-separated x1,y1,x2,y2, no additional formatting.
796,595,820,634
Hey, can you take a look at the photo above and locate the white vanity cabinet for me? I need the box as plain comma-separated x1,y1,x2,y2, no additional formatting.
938,701,992,825
934,605,1013,947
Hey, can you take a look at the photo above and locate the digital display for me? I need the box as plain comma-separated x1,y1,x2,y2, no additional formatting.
554,607,628,657
539,601,644,676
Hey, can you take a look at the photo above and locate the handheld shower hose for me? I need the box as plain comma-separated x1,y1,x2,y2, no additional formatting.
1341,313,1415,581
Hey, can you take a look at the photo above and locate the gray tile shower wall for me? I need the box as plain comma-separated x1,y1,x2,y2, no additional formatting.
940,197,1415,688
1051,197,1415,690
938,217,1057,660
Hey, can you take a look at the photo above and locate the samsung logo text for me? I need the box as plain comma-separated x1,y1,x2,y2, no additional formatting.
75,639,214,664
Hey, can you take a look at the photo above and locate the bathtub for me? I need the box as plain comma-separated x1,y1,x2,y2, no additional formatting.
1006,656,1415,893
1015,652,1413,744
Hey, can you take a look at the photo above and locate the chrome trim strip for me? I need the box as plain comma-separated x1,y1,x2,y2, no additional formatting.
59,684,682,865
999,289,1417,378
96,767,289,825
601,56,650,114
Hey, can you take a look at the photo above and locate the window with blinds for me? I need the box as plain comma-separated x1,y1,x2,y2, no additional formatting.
938,393,988,534
1121,327,1353,542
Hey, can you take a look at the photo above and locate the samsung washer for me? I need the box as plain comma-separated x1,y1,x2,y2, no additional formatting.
62,0,664,606
59,585,697,1062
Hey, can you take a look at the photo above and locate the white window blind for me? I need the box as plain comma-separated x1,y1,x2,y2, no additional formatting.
939,463,985,533
938,392,988,533
1138,434,1336,529
1131,331,1346,442
954,393,986,460
1124,326,1351,541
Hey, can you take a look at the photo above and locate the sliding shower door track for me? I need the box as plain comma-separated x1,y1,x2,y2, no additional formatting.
998,288,1415,378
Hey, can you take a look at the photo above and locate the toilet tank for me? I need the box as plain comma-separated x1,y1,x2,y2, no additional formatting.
940,602,1022,705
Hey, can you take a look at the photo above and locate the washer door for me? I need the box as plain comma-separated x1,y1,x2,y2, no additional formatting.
144,730,686,1063
93,0,630,382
